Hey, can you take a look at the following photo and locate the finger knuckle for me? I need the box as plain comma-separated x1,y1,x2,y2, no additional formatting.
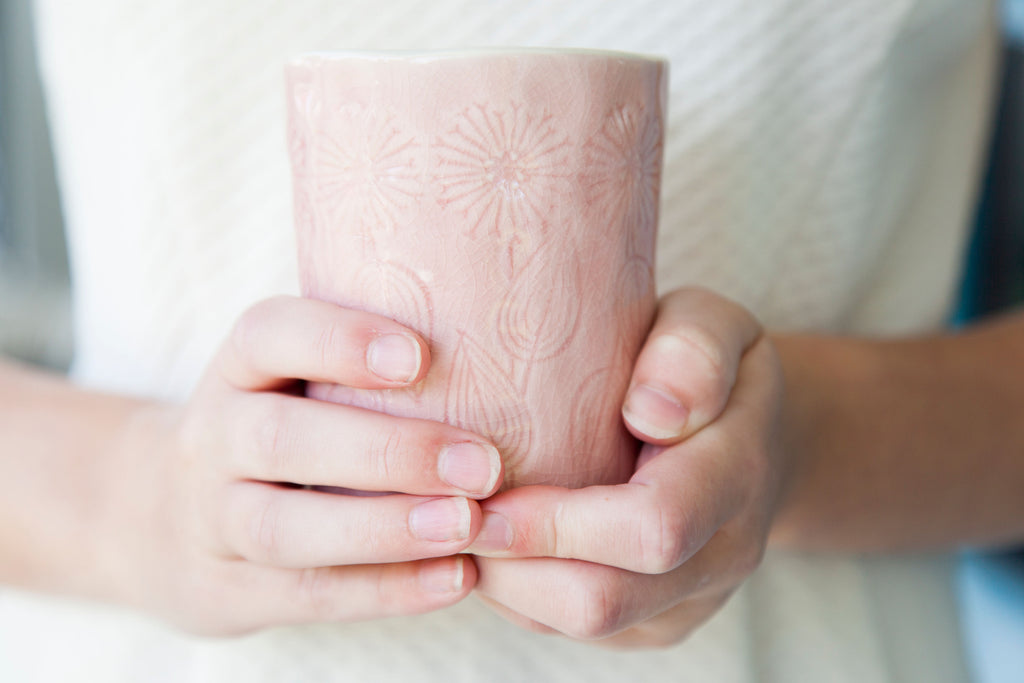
248,494,287,564
548,502,566,558
296,567,341,621
638,499,691,574
250,396,297,478
564,574,626,640
666,324,729,384
367,425,408,483
313,319,348,376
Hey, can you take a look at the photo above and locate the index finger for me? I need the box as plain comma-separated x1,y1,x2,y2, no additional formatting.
214,296,431,392
466,443,740,575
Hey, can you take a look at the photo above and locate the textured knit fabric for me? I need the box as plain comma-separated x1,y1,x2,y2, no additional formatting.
0,0,998,680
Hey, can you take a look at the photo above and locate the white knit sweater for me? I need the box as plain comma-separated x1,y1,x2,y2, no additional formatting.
0,0,996,680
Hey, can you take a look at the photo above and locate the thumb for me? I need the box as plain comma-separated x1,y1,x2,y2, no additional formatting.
622,287,762,444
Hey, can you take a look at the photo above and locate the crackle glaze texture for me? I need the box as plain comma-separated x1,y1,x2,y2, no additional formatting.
287,52,667,488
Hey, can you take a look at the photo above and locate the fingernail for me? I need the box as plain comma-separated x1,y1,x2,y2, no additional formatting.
419,556,465,593
470,512,513,554
438,442,501,495
409,497,471,542
366,333,421,383
622,384,689,439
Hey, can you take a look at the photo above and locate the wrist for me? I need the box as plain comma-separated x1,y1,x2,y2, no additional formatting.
0,364,166,602
765,333,878,548
87,400,179,609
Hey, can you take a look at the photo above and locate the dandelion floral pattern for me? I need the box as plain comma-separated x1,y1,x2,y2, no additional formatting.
436,103,571,274
446,331,532,477
584,105,662,257
314,106,422,239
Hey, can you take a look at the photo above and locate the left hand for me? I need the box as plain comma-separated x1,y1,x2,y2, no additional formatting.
468,288,787,647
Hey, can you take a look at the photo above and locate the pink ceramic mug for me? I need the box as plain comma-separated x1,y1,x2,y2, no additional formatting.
287,49,667,488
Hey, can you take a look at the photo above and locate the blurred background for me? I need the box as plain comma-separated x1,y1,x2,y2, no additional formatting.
0,0,70,370
957,0,1024,321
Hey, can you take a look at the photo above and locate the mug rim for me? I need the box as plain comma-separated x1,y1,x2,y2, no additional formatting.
288,47,667,66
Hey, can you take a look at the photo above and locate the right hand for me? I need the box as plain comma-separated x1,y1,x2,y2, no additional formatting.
103,296,502,635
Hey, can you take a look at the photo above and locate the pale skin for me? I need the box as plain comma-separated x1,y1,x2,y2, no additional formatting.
1,288,1023,645
471,292,1024,645
0,297,504,634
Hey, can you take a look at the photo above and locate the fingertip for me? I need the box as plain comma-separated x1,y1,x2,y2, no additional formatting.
410,333,432,383
218,297,437,391
449,498,485,553
626,289,764,445
467,511,514,556
418,555,477,596
408,496,478,543
437,440,503,498
460,554,480,591
622,383,690,444
463,497,484,546
366,331,429,384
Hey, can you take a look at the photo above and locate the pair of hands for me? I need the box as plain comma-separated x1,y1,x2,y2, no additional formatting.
110,288,786,647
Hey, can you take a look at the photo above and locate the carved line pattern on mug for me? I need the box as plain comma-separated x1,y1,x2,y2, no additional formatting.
583,104,662,259
292,185,318,278
435,102,572,277
291,91,662,486
288,82,322,176
569,365,618,470
614,254,656,364
313,105,423,246
446,330,532,481
354,260,435,343
497,244,583,368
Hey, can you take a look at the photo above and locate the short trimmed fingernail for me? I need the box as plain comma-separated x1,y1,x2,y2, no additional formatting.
469,512,513,554
419,556,465,593
438,442,501,495
409,497,471,542
622,384,689,439
367,333,421,383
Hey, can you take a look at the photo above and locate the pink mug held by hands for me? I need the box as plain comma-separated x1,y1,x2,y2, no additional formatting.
287,49,667,488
